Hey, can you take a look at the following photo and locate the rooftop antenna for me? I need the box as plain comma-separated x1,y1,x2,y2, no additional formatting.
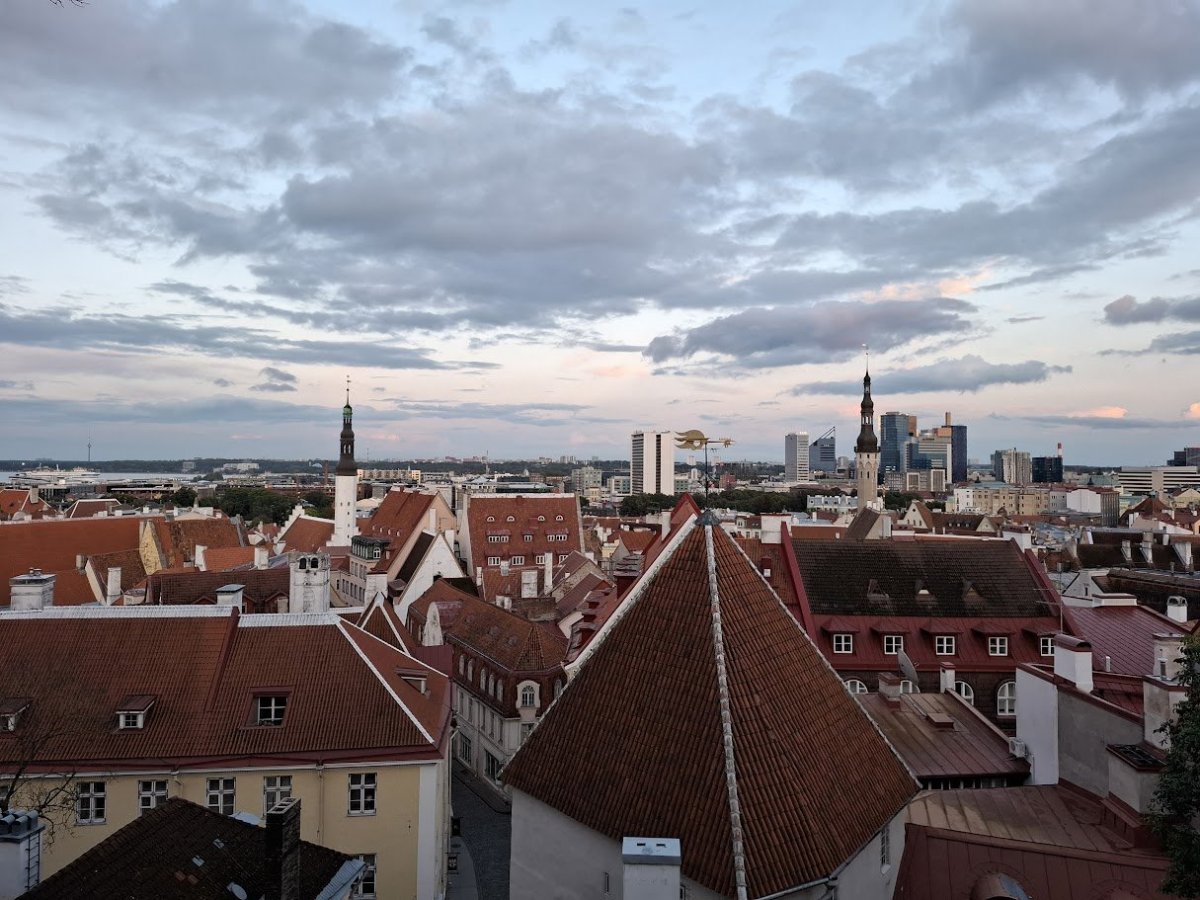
345,374,351,405
863,343,869,372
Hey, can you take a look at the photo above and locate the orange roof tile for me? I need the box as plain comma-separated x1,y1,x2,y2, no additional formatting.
201,546,256,572
0,488,52,520
0,517,148,606
466,494,582,570
448,593,568,672
504,514,918,895
280,516,334,553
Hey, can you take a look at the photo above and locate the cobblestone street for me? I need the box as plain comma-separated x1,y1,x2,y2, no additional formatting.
452,765,512,900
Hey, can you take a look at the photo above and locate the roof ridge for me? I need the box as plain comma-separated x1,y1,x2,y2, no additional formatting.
335,618,434,744
705,524,749,900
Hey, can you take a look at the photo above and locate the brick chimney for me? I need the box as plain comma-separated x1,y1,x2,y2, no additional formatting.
621,837,681,900
264,798,301,900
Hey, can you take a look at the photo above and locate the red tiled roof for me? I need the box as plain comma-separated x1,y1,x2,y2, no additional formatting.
448,593,568,672
897,786,1170,900
405,578,477,628
480,566,545,603
365,489,436,543
0,517,147,606
89,549,148,593
22,797,356,900
858,691,1028,782
356,597,413,653
465,494,582,570
155,517,243,568
201,546,256,572
64,498,121,519
504,515,917,896
145,568,290,612
279,516,334,553
1064,604,1188,678
0,488,52,519
0,611,449,769
616,529,657,554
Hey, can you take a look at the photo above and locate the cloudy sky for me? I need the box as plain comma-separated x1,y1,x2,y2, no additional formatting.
2,0,1199,465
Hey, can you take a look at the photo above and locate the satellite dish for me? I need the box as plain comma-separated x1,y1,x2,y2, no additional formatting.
897,649,921,691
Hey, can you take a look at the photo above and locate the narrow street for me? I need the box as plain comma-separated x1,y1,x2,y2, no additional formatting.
452,765,512,900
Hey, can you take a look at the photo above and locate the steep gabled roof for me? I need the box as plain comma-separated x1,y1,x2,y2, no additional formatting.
465,493,583,569
448,593,568,672
279,516,334,552
0,488,51,520
504,514,917,897
201,546,256,572
145,568,289,610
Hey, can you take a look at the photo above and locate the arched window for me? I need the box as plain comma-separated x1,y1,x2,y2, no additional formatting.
997,680,1017,717
899,679,915,694
555,515,563,522
480,668,487,688
844,679,868,694
458,655,464,675
537,515,545,522
955,681,975,705
486,516,495,523
496,682,503,702
520,685,537,708
298,558,308,570
467,661,473,681
506,515,515,522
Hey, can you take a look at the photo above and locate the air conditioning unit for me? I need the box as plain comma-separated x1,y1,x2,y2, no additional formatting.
1008,737,1027,759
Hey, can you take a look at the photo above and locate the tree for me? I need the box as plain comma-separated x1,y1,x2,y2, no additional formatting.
169,486,197,507
1149,635,1200,897
302,490,333,519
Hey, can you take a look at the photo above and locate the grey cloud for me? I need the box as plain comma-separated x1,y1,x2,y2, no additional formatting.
646,299,976,369
1005,413,1197,430
1103,293,1200,325
259,367,297,384
0,380,34,390
251,382,298,393
1005,316,1044,324
384,399,619,427
0,393,338,428
577,341,644,353
0,275,29,297
793,355,1071,395
212,378,233,388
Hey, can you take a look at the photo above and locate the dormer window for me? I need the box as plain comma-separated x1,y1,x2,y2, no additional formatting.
0,698,30,732
255,694,288,727
486,516,495,523
116,694,155,730
400,673,428,694
537,516,545,522
506,515,515,522
555,515,564,522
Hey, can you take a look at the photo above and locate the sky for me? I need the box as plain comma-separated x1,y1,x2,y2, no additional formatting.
1,0,1199,465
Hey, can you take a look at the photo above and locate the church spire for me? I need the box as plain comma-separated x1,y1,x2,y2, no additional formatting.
336,376,357,476
854,349,877,454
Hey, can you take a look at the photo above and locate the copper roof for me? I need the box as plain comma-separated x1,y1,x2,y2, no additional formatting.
504,515,917,896
0,611,449,769
1064,604,1188,677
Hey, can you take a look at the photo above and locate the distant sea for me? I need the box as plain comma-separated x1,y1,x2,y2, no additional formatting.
0,471,191,484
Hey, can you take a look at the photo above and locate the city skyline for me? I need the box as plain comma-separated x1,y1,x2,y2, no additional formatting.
2,1,1199,463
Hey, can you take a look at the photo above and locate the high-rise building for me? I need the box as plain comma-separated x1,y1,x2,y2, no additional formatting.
879,412,913,475
630,430,674,495
332,388,359,547
854,371,880,511
809,428,836,474
784,431,811,482
1031,456,1064,484
1168,447,1200,466
992,448,1033,486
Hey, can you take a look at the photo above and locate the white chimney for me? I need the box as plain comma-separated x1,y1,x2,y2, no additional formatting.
878,673,903,704
544,553,554,592
105,567,121,605
1152,633,1184,682
1173,542,1193,571
216,584,245,612
1166,595,1188,624
475,566,483,586
1143,678,1186,750
939,662,956,694
622,837,681,900
1053,635,1094,694
500,559,510,576
195,544,208,570
520,569,538,599
0,810,46,898
254,545,269,569
9,571,55,611
659,509,671,538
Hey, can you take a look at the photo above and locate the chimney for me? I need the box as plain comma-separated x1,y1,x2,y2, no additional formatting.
1152,633,1184,682
0,809,46,898
105,567,121,605
520,569,538,599
1166,595,1188,624
216,584,245,612
938,662,956,694
475,566,483,586
28,485,38,504
1053,634,1093,694
1173,541,1193,571
500,559,510,576
195,544,207,570
264,798,301,900
621,837,681,900
878,673,903,705
759,556,773,584
544,552,554,593
659,509,671,539
254,545,269,570
1120,540,1132,563
9,570,55,611
1140,534,1154,564
1143,677,1186,751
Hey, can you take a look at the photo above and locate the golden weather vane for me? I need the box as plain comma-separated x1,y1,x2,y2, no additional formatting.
674,430,736,498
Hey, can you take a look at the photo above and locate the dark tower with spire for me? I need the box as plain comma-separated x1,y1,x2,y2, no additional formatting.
854,363,880,511
336,385,356,476
332,379,359,546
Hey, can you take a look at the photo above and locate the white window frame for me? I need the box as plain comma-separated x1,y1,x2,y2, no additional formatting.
485,751,502,782
832,633,853,654
844,679,868,694
883,634,904,656
256,695,287,727
351,853,377,899
137,779,167,816
534,554,547,564
486,556,501,566
76,781,106,825
511,555,525,565
899,679,915,694
1040,635,1055,657
997,680,1017,717
955,681,975,705
521,722,535,742
118,711,145,730
264,775,293,814
520,684,537,708
935,635,956,656
348,772,377,816
988,636,1009,657
459,733,473,764
207,777,236,815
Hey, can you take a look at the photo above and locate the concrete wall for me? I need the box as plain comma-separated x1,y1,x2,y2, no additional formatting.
828,810,906,900
1016,669,1059,785
1058,692,1142,797
12,760,441,899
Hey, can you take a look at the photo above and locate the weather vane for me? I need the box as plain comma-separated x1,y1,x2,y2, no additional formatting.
675,430,735,499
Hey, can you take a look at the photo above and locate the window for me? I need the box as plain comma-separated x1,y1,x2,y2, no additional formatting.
351,854,377,899
138,780,167,815
459,734,473,763
997,680,1017,717
458,655,465,675
486,516,495,522
988,636,1009,657
495,682,503,701
524,534,533,542
207,777,236,815
534,554,547,564
537,516,545,522
119,711,145,730
558,554,569,563
935,635,956,656
899,679,915,694
487,535,503,543
76,781,106,824
506,515,515,522
486,556,501,566
883,635,904,655
485,751,502,781
844,679,868,694
553,679,564,699
880,824,891,870
555,515,564,522
348,772,377,815
832,633,854,654
1040,635,1055,657
264,775,292,814
955,681,975,705
511,556,525,565
521,722,535,742
256,695,287,726
520,685,536,708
